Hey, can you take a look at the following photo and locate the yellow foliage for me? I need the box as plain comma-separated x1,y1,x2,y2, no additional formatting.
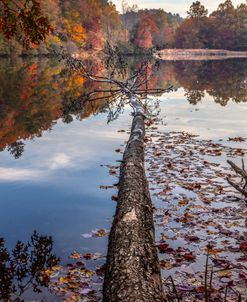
71,24,86,43
73,76,85,86
52,67,62,76
47,35,62,46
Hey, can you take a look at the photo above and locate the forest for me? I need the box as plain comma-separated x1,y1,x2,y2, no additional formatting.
1,1,247,302
2,0,247,57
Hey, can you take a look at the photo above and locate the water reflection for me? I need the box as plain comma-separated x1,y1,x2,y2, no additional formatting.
1,57,247,158
0,57,112,159
1,56,247,300
173,59,247,105
0,231,59,301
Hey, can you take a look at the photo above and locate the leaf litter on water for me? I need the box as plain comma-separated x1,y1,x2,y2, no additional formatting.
145,127,247,301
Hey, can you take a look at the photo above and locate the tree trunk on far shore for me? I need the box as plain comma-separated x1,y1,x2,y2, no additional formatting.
103,112,165,302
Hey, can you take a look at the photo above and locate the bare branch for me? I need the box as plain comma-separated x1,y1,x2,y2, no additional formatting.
227,160,247,179
227,160,247,202
60,50,172,117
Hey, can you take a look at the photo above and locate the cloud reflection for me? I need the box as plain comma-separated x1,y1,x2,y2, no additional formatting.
0,115,129,183
0,167,45,181
49,153,72,170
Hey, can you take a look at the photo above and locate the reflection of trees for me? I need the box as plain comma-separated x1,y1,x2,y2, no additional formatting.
174,59,247,105
0,53,174,159
184,89,205,104
0,231,59,301
0,57,112,158
61,51,170,124
0,58,62,156
7,141,25,159
2,56,246,159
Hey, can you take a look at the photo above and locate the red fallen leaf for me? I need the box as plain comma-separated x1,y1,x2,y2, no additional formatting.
219,228,232,236
177,247,187,253
240,242,247,252
39,273,49,284
228,137,246,142
194,183,201,189
184,252,195,261
237,256,247,262
187,236,200,242
228,246,240,252
96,264,106,276
195,286,205,293
75,261,85,267
111,195,118,202
239,273,246,280
83,253,93,260
165,247,174,253
175,256,183,263
157,243,169,253
211,258,229,267
176,285,195,292
167,162,173,169
109,169,117,175
145,120,154,127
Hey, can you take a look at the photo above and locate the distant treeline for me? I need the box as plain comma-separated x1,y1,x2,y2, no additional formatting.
0,0,247,56
175,0,247,50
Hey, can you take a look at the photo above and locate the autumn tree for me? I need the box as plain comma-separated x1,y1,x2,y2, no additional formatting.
133,14,158,50
0,0,51,47
127,9,182,51
187,1,208,18
175,0,247,50
121,0,138,14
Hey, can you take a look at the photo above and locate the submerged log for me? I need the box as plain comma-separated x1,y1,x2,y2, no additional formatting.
103,112,165,302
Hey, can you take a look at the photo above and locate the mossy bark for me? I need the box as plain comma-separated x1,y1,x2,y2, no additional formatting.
103,112,165,302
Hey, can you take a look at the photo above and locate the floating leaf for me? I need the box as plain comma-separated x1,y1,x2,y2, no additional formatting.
69,252,81,260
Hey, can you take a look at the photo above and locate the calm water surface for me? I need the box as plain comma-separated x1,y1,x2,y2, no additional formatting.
0,57,246,300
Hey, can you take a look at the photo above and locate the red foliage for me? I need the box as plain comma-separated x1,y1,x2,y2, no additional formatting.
134,15,158,49
0,0,51,47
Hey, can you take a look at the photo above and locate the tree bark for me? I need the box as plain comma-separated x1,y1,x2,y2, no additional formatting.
103,112,165,302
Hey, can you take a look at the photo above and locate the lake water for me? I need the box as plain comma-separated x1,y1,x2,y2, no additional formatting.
0,57,246,300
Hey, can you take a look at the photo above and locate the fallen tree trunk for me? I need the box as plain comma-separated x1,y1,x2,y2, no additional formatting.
61,52,167,301
103,112,165,302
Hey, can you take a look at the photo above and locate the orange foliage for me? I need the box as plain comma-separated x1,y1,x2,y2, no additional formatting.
71,24,86,43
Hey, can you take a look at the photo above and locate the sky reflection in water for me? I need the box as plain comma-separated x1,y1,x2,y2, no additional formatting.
0,57,247,266
0,112,130,261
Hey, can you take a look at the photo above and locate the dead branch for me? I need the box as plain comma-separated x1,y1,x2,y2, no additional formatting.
227,160,247,201
227,178,247,198
60,51,172,117
227,160,247,179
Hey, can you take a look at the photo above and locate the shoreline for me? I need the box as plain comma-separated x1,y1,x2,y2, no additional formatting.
2,48,247,61
156,49,247,60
